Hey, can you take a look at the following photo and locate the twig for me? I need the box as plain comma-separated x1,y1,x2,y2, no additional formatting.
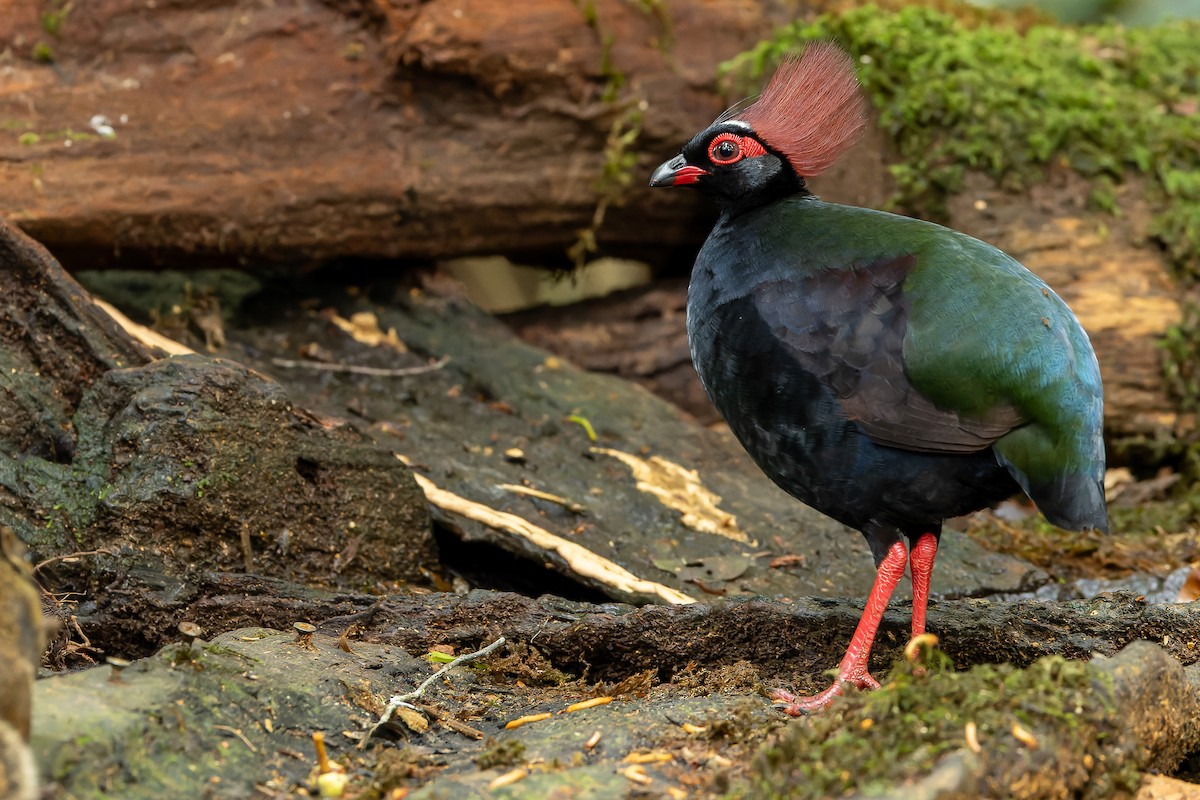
499,483,586,514
239,525,254,573
415,703,484,739
212,724,258,753
269,355,450,377
34,548,114,573
359,636,506,748
398,636,506,705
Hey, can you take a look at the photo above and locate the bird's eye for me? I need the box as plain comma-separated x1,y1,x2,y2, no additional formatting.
708,133,744,165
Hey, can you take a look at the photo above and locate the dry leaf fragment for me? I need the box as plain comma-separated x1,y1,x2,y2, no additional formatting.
1178,565,1200,603
327,310,407,352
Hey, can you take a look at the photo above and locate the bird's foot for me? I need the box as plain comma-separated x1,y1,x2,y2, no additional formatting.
769,673,880,716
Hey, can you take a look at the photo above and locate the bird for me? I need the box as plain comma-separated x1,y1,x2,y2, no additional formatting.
649,42,1107,714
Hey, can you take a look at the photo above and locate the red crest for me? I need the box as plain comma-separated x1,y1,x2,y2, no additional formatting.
738,43,868,177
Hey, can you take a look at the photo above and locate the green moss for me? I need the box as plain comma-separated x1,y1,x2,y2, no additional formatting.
41,0,72,36
733,653,1135,799
1161,303,1200,425
476,738,527,770
722,7,1200,276
567,2,650,268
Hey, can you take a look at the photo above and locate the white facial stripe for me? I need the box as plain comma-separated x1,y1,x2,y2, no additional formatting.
724,120,753,132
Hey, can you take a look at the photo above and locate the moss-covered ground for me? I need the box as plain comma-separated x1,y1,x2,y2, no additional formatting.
733,649,1139,799
965,498,1200,582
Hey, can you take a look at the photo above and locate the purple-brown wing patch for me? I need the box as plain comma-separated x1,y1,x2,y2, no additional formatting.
751,254,1024,454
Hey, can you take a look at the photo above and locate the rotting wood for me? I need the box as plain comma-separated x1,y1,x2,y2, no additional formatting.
409,470,697,606
590,447,747,542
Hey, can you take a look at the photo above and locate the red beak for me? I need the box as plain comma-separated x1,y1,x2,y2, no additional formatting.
649,154,708,187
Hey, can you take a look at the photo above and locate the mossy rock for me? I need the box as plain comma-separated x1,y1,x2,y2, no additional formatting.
735,640,1199,799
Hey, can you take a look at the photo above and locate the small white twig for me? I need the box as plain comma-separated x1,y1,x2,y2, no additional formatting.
360,636,506,748
270,355,450,377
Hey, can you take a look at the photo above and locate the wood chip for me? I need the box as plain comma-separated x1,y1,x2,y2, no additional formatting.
93,298,194,356
624,751,673,764
965,721,982,753
487,768,528,790
1011,722,1038,749
505,712,552,730
564,696,613,713
395,706,428,734
620,765,653,785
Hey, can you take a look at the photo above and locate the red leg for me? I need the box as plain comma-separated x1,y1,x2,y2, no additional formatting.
909,532,938,640
771,540,908,715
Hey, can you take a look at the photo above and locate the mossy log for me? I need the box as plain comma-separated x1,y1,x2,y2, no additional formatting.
0,219,435,631
78,580,1200,684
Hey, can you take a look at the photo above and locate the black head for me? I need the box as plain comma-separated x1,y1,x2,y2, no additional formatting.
649,121,803,211
649,44,868,213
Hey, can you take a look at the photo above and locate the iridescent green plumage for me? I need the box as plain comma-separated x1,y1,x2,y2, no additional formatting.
650,42,1106,713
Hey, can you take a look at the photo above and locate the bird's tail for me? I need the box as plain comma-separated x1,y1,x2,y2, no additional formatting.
1000,458,1109,533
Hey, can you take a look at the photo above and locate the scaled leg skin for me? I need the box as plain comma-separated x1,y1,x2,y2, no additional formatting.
770,540,908,715
908,532,939,640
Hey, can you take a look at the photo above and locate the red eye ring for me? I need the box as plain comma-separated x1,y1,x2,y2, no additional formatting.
707,132,767,166
708,133,744,165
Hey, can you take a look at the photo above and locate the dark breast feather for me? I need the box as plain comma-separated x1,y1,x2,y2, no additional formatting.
750,254,1026,454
